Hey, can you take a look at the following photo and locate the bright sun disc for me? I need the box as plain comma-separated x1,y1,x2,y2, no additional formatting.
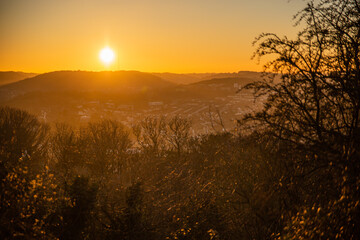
99,47,115,65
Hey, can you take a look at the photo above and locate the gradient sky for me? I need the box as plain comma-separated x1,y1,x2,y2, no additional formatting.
0,0,307,73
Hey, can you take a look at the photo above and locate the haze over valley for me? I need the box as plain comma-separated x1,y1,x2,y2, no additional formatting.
0,70,265,132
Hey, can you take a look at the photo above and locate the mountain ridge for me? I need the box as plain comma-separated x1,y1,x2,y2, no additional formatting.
0,70,174,94
0,71,38,86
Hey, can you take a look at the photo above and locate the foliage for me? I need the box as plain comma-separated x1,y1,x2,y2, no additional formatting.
0,156,67,239
0,106,49,176
247,0,360,238
59,176,98,240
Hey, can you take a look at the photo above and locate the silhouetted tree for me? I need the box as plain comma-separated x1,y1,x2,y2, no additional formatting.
0,107,60,239
51,123,82,180
166,116,191,155
59,176,97,240
80,119,132,180
0,106,49,177
246,0,360,238
133,116,166,155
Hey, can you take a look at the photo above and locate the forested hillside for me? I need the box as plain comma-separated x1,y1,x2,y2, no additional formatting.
0,71,37,86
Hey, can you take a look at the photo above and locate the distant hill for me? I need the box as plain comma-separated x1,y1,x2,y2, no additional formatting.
151,73,203,85
192,73,263,87
151,71,264,85
157,74,264,100
149,75,263,102
198,71,264,81
0,71,37,86
0,71,174,99
0,70,265,126
151,72,215,85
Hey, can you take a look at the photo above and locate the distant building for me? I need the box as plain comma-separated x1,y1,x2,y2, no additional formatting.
88,101,99,105
117,105,134,110
106,102,115,108
80,115,90,121
40,111,47,122
148,101,164,106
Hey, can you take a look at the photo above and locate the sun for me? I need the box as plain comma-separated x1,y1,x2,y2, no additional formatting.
99,47,115,65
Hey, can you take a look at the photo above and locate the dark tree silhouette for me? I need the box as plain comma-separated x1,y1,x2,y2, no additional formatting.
80,119,132,180
0,106,49,176
166,116,191,155
245,0,360,238
51,123,81,180
250,0,359,150
133,116,166,155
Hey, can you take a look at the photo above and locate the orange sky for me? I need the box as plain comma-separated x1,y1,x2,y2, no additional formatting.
0,0,306,73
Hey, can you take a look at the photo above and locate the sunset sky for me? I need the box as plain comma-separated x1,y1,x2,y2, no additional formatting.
0,0,307,73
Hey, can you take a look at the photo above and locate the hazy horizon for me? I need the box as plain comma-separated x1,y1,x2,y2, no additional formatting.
0,0,307,73
0,69,263,75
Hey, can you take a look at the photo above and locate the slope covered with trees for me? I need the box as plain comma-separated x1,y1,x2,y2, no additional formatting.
0,71,37,86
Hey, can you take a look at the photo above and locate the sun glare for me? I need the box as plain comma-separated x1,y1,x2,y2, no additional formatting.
99,47,115,65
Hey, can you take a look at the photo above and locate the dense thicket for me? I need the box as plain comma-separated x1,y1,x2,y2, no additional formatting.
0,108,281,239
1,107,357,239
